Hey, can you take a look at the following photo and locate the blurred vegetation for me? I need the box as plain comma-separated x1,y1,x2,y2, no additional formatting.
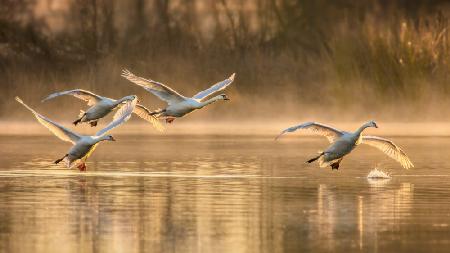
1,0,450,121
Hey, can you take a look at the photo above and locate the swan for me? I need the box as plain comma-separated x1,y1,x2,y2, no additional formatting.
276,121,414,170
121,69,235,123
16,96,137,171
42,89,163,131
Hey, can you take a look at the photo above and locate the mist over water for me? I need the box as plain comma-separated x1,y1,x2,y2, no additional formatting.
3,0,450,122
3,121,450,137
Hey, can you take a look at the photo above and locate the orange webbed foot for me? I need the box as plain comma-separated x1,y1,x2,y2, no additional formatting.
77,163,87,172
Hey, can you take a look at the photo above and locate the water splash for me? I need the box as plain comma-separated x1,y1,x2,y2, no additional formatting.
367,168,391,179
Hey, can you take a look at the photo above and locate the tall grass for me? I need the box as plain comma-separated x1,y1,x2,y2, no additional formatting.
323,13,450,120
2,1,450,122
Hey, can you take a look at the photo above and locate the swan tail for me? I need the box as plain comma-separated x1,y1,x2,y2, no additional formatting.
78,110,85,118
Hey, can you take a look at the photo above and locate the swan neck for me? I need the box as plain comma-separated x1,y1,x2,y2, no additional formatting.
199,96,221,107
95,135,110,142
355,123,370,135
114,97,127,105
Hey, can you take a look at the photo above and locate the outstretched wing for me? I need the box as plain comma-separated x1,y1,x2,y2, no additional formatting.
362,136,414,169
192,73,235,101
16,97,81,144
275,122,344,142
96,97,137,136
42,89,104,106
121,69,186,105
133,104,164,132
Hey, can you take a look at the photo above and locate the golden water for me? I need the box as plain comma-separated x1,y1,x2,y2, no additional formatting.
0,135,448,253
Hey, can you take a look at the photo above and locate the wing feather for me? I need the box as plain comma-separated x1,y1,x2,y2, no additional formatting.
362,136,414,169
133,104,164,132
275,122,344,142
192,73,235,100
42,89,103,106
16,97,81,144
96,97,137,136
121,69,186,105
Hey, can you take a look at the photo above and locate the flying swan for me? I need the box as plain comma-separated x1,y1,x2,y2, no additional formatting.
121,69,235,123
276,121,414,170
42,90,163,131
16,96,137,171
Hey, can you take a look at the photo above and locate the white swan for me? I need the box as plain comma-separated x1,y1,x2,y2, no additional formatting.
42,89,163,131
121,69,235,123
276,121,414,170
16,96,137,171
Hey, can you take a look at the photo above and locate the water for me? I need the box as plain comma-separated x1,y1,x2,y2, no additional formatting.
0,135,449,253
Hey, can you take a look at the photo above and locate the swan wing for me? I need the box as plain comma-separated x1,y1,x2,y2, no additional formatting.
275,122,344,142
16,97,81,144
133,104,164,132
362,136,414,169
121,69,186,105
96,97,137,136
42,89,104,106
192,73,235,100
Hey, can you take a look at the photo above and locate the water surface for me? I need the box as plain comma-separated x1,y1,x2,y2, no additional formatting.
0,135,449,253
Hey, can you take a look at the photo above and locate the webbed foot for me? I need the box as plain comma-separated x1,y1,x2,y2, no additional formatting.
331,163,340,170
165,118,175,123
77,163,87,172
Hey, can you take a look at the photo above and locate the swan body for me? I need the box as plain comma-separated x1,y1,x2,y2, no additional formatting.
65,135,110,167
16,96,137,171
121,69,234,123
81,98,117,122
164,95,229,117
42,89,163,131
276,121,414,170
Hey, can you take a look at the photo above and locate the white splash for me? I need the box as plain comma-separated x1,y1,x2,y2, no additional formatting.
367,168,391,179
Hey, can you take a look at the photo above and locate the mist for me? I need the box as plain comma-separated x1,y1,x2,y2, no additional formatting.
2,0,450,134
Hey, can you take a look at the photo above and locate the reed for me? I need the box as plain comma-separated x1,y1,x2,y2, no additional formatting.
2,1,450,121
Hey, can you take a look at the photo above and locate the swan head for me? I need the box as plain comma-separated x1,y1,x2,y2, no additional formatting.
105,135,116,141
123,95,139,103
366,120,378,128
219,94,230,101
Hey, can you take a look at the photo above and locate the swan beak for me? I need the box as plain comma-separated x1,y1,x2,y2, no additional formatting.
224,98,230,101
137,99,141,103
374,123,378,128
111,136,116,141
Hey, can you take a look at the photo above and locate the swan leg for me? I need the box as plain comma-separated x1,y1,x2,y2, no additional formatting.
306,152,324,163
73,118,82,126
54,154,68,164
73,113,86,126
89,121,98,127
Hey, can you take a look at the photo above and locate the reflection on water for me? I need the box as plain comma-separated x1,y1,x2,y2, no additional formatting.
1,135,450,252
